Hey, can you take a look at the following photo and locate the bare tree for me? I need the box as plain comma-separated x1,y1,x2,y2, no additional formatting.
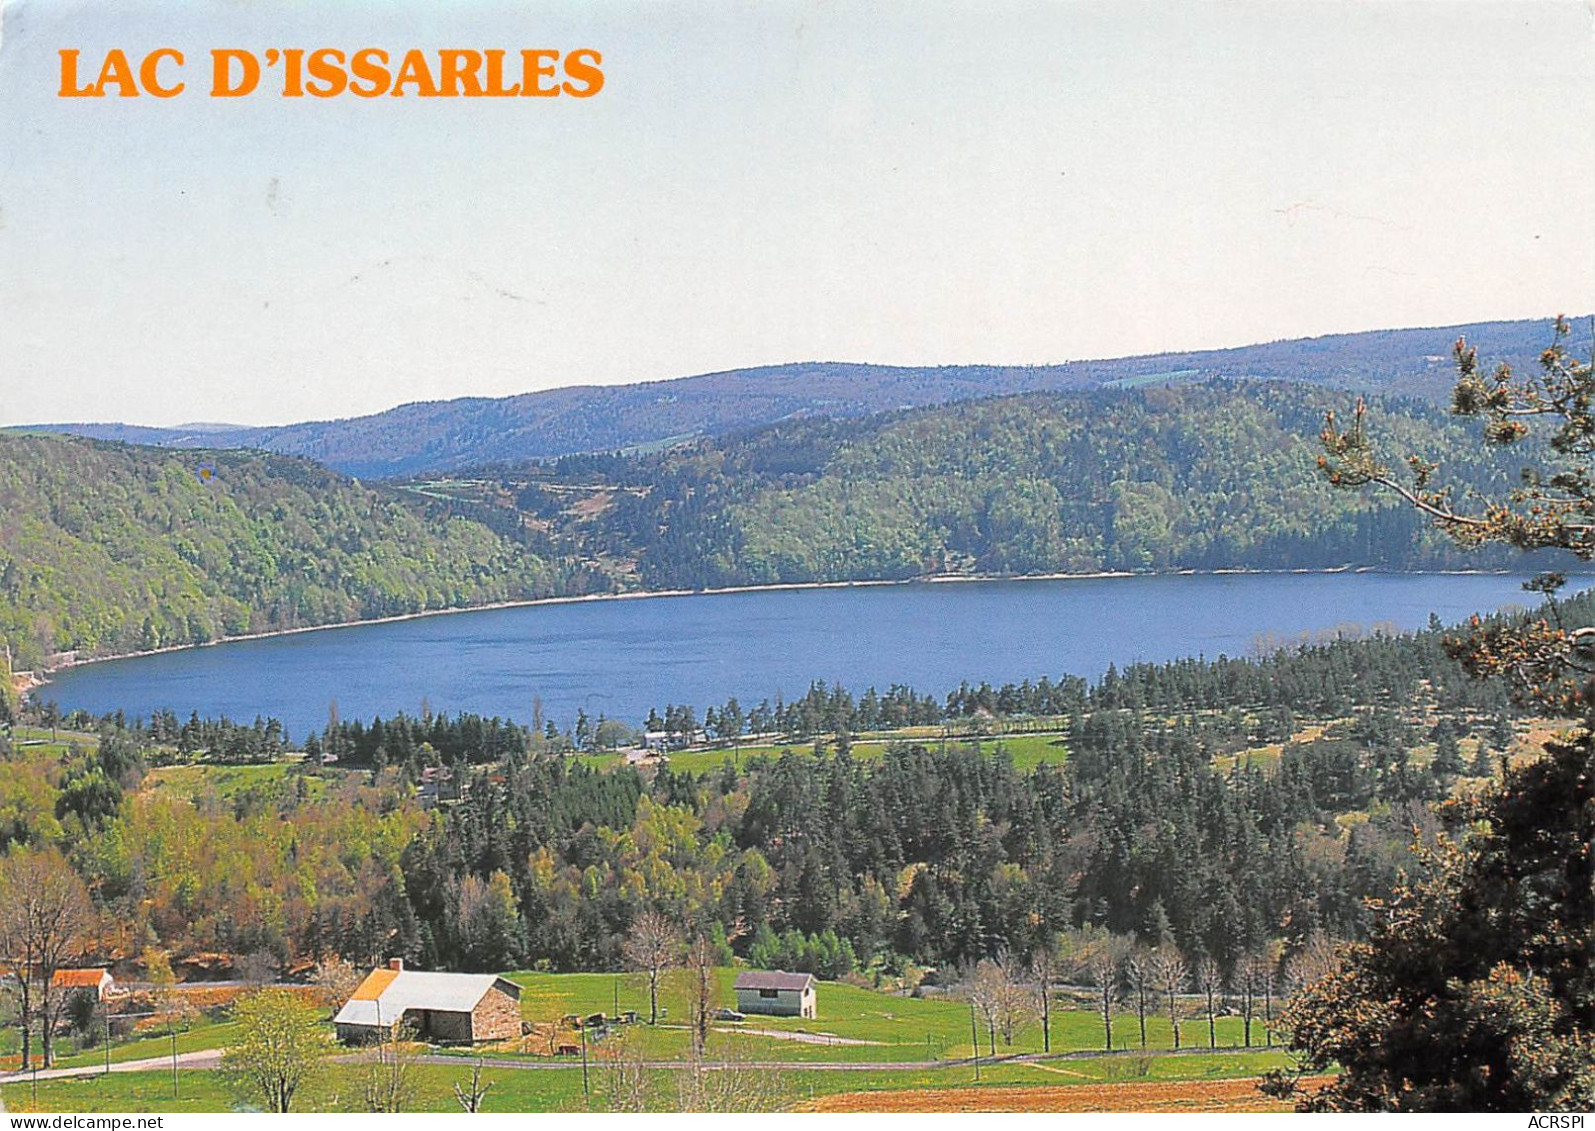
1236,950,1263,1048
623,911,683,1025
1067,928,1127,1052
1123,944,1158,1049
675,1045,786,1112
1283,930,1340,1000
966,959,1002,1056
1028,937,1059,1053
1150,946,1189,1050
963,954,1033,1054
683,935,716,1056
0,975,20,1093
596,1029,652,1113
0,849,93,1067
1194,953,1224,1049
993,952,1033,1046
454,1057,495,1112
360,1018,424,1113
1259,939,1285,1046
311,954,362,1018
237,949,280,988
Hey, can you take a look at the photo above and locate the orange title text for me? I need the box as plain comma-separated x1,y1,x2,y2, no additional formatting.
58,47,605,98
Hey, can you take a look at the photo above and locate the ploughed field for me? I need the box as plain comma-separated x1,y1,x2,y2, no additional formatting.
800,1074,1326,1112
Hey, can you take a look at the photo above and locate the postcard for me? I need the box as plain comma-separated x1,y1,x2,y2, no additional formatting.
1,1,1592,1119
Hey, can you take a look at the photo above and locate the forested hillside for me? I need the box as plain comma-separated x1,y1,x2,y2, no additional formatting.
0,434,602,670
466,382,1561,587
28,317,1586,477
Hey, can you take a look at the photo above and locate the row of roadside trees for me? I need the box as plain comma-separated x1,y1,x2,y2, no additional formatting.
961,927,1338,1057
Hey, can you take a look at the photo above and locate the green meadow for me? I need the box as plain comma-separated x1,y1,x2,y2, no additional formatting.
488,970,1277,1064
661,731,1069,775
4,1050,1291,1114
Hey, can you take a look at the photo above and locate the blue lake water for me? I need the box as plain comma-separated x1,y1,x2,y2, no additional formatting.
40,573,1562,739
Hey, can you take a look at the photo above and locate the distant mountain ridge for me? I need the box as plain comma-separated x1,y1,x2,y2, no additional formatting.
21,316,1587,479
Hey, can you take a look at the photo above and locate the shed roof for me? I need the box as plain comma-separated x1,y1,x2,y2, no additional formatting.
334,969,520,1029
733,970,815,992
52,968,111,988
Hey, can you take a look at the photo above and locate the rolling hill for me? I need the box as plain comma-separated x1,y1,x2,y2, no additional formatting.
0,433,604,671
428,380,1562,589
22,316,1586,479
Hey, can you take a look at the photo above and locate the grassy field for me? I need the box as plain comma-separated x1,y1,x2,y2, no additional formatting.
7,968,1286,1087
7,725,100,759
2,968,1291,1113
44,1019,241,1071
662,731,1070,775
3,1050,1293,1114
142,762,328,802
0,1064,593,1114
485,970,1278,1064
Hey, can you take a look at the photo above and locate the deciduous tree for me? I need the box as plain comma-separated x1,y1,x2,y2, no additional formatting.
1028,933,1059,1053
310,954,361,1017
359,1019,424,1113
0,848,92,1068
1069,929,1127,1052
1124,945,1158,1050
675,1044,785,1112
1149,946,1188,1051
622,910,682,1026
1194,953,1223,1049
453,1057,495,1113
222,987,329,1114
683,935,716,1057
596,1030,651,1113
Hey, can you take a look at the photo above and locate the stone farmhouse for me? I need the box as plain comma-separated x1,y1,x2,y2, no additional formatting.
334,959,521,1044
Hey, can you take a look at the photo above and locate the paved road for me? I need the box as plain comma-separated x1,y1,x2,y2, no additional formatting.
416,1054,937,1072
717,1026,882,1047
0,1049,222,1085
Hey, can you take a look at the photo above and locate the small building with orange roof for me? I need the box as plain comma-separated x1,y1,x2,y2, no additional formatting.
51,968,114,1001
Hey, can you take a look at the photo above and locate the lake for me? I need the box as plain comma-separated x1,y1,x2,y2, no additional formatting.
40,573,1561,739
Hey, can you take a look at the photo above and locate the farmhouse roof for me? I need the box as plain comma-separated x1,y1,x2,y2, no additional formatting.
333,963,519,1028
51,968,110,988
733,970,814,992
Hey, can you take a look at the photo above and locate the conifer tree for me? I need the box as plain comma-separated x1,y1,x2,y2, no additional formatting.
1294,318,1595,1110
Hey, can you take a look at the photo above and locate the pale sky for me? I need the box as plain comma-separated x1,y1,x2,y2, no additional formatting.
1,0,1592,427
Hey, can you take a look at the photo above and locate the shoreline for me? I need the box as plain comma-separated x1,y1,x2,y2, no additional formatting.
19,566,1555,691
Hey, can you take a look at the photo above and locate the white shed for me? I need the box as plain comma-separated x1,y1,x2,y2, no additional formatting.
733,970,816,1018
